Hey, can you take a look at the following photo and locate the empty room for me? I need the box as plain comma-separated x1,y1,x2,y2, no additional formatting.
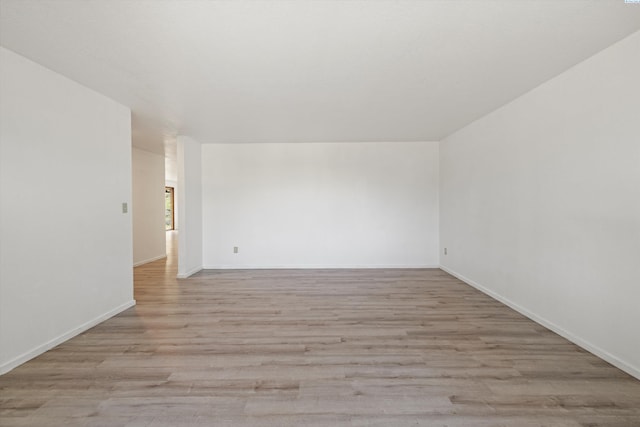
1,1,639,426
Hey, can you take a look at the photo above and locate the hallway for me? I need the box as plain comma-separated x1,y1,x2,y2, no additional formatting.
133,230,179,303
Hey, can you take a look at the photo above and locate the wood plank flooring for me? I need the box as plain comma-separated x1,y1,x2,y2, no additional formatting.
1,231,639,426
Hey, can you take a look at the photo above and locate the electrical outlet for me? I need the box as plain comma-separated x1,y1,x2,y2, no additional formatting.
122,202,128,213
444,247,447,255
233,246,238,254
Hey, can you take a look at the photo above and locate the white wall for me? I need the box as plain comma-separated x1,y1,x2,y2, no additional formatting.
440,32,640,379
177,136,202,278
0,48,134,374
132,147,166,266
202,141,439,268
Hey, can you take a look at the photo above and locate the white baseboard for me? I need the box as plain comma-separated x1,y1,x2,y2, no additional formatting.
439,265,640,381
202,264,440,270
0,299,136,376
133,254,167,267
177,266,203,278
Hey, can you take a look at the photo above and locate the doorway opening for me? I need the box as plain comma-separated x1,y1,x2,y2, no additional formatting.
165,186,175,231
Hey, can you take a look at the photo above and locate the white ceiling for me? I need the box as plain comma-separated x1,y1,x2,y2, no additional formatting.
2,0,640,156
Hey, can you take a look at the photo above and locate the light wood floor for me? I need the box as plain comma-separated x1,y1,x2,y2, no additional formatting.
1,232,639,426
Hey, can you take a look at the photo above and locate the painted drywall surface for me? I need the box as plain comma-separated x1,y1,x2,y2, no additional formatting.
202,141,439,268
132,148,166,266
440,32,640,378
4,1,640,149
0,47,134,372
177,136,202,277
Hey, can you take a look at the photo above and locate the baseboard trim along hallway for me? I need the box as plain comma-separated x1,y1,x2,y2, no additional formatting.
0,299,136,375
439,265,640,381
